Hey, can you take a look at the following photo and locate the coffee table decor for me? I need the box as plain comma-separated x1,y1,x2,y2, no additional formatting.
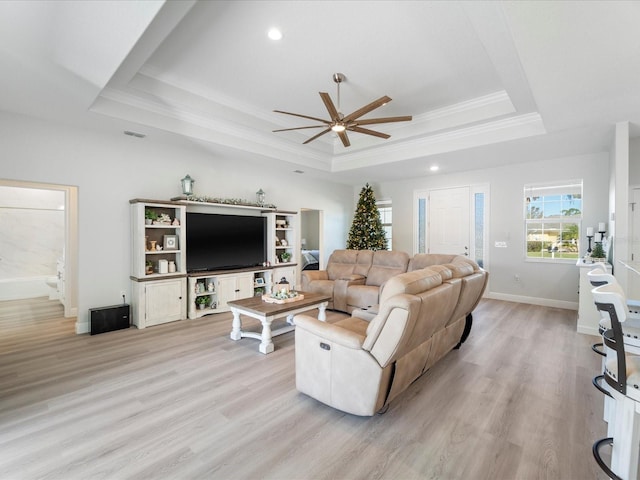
262,290,304,304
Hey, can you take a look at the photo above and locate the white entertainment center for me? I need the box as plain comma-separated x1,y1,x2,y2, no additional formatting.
129,199,298,328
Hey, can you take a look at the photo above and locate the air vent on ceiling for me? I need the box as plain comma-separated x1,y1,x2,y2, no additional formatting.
124,130,146,138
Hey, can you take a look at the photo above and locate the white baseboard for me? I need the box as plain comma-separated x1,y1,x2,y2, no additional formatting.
577,325,600,337
485,292,578,311
75,321,89,335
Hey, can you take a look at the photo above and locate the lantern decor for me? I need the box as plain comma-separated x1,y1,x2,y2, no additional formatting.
262,276,302,303
181,174,195,196
256,188,266,206
277,277,290,293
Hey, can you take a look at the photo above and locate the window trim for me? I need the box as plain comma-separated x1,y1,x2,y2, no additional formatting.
524,180,583,264
376,200,392,251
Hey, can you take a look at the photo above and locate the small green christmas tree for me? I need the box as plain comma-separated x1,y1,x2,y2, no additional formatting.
347,183,388,250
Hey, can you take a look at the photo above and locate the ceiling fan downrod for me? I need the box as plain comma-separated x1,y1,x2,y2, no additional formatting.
333,73,345,120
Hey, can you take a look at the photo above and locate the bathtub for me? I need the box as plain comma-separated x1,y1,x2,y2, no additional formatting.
0,276,52,301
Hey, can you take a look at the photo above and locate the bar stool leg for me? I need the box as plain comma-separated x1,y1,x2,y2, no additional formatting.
611,396,640,480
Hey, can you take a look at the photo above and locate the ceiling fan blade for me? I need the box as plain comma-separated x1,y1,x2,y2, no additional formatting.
319,92,340,122
354,115,412,126
274,110,330,124
303,127,332,144
343,95,392,122
273,125,326,132
337,130,350,147
348,126,391,139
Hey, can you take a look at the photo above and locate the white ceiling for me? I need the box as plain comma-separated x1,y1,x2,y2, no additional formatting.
1,0,639,185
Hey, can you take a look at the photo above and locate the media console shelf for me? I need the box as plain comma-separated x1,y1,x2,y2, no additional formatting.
129,198,300,326
130,199,187,328
186,266,298,319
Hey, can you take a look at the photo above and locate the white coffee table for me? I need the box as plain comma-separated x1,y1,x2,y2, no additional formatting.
228,291,330,354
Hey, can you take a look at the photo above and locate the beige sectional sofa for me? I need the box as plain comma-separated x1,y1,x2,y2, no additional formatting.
295,257,488,416
301,249,481,314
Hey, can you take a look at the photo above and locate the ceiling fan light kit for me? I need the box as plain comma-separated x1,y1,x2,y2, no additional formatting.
273,73,412,147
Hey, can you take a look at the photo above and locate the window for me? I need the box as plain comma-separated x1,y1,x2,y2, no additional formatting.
474,192,485,268
377,200,392,250
524,181,582,261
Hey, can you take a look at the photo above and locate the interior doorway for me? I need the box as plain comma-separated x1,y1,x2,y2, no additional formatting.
300,208,323,272
0,179,78,319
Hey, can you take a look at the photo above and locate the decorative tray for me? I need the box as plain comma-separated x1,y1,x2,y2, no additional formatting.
262,293,304,304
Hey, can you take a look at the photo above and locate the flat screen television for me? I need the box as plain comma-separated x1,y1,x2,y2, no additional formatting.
186,212,267,272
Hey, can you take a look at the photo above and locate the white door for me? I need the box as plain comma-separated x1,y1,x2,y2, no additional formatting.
428,187,470,256
145,279,184,326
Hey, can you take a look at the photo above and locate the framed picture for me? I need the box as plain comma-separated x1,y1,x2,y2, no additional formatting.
163,235,178,250
255,277,265,285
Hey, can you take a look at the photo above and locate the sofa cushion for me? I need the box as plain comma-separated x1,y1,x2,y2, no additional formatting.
379,268,443,304
325,249,375,280
408,253,457,271
365,250,410,286
326,250,358,280
443,262,474,278
354,250,374,277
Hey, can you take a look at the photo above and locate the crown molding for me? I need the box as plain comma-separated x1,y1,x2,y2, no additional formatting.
331,112,546,171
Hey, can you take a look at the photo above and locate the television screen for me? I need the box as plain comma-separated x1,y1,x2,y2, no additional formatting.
186,213,267,272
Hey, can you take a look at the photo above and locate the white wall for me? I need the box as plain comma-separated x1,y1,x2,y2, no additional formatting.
0,186,64,280
371,152,610,307
0,111,353,332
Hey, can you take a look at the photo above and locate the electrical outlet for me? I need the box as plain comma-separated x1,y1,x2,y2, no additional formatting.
495,241,507,248
120,290,126,302
514,274,520,282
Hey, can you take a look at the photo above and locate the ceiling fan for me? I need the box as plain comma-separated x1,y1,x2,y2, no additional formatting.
273,73,412,147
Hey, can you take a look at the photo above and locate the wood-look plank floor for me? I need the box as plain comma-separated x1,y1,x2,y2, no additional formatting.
0,300,611,479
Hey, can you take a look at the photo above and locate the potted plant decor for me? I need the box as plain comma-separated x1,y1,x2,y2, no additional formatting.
196,295,211,310
281,252,292,263
591,242,606,262
145,209,158,225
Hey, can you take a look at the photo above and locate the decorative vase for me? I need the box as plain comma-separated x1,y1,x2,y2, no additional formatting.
150,240,157,251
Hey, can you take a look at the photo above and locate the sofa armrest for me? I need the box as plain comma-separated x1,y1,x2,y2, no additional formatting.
295,314,365,349
301,270,328,290
339,274,366,282
333,275,366,312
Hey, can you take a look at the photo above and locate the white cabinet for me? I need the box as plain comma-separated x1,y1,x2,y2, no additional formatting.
130,199,187,328
187,271,254,319
272,266,298,291
217,273,253,310
131,277,187,329
576,259,611,335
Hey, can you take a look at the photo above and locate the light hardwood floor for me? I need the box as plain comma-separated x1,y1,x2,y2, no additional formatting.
0,299,610,479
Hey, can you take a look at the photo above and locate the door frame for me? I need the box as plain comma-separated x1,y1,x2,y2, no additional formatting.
413,183,490,272
0,178,78,318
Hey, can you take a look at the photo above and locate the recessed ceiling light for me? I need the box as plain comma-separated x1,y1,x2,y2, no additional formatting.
268,28,283,40
430,165,439,172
